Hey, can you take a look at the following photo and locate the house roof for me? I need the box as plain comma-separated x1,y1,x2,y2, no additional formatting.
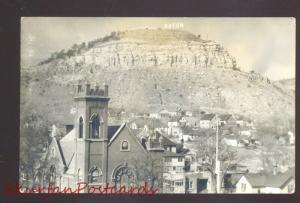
244,174,266,187
219,114,232,121
200,114,216,121
182,128,201,136
149,132,177,147
242,168,295,188
235,115,252,122
160,134,177,146
163,151,185,157
129,117,168,129
182,116,199,124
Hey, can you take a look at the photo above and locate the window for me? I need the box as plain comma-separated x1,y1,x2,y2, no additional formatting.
241,183,247,192
164,158,172,162
176,166,184,173
120,140,130,151
89,167,103,184
79,117,83,138
178,157,183,162
288,184,294,193
90,114,100,138
164,166,172,172
175,180,184,186
189,181,193,188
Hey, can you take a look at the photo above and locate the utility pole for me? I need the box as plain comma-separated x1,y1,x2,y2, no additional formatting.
215,115,221,193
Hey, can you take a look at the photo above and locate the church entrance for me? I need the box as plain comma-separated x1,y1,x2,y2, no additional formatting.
113,165,136,189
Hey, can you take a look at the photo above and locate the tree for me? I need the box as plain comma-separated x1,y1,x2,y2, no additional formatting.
194,127,241,193
132,153,164,192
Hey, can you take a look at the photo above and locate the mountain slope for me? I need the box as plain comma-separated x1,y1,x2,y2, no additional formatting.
21,29,295,127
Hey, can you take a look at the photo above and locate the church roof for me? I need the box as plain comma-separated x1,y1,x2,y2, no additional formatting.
108,125,121,142
59,129,76,169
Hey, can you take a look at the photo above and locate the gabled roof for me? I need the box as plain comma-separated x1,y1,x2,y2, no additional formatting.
108,125,121,142
244,173,266,187
150,132,177,147
200,114,216,121
241,168,295,188
108,123,148,153
49,137,66,167
59,129,76,168
219,114,233,121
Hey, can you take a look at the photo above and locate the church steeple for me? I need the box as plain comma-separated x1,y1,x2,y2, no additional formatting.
73,82,110,185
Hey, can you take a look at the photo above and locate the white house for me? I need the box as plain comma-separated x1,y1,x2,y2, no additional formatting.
199,114,216,129
235,115,253,128
149,112,161,119
235,168,295,194
163,152,186,193
288,131,295,145
180,116,200,127
222,137,238,147
168,119,182,137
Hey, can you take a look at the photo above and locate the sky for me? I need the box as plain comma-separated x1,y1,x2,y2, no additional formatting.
21,17,295,80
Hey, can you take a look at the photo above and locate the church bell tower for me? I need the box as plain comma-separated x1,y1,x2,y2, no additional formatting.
73,83,109,185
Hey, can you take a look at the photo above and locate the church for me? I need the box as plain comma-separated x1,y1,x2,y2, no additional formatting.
43,83,181,193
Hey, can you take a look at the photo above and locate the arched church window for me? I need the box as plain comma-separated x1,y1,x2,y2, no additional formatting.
90,114,100,138
88,167,103,184
79,117,83,138
113,165,136,189
120,140,130,151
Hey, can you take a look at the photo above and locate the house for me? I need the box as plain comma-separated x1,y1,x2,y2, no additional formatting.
181,128,201,142
184,110,193,117
42,84,185,193
149,112,161,119
167,118,182,137
219,114,236,128
179,116,200,127
128,117,168,133
235,115,253,128
146,131,177,153
235,167,295,193
239,129,252,136
288,131,295,145
163,152,186,193
185,171,214,193
222,137,238,147
199,114,216,129
159,109,171,118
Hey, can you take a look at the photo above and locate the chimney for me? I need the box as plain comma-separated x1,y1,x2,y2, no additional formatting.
104,83,108,96
77,84,82,93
